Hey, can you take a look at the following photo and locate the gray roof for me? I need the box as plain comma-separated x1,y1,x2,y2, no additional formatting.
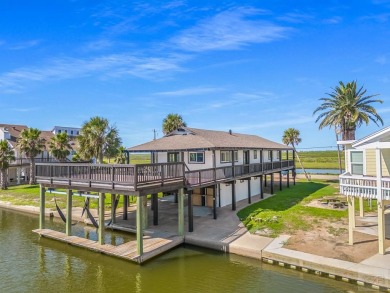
128,127,292,152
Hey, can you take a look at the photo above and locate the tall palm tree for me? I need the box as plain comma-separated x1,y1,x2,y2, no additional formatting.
162,113,187,135
77,116,121,164
49,132,71,162
0,140,15,189
282,128,310,181
17,128,45,184
313,81,383,141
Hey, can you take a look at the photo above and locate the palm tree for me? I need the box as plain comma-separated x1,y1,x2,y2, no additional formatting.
77,116,121,164
115,146,128,164
0,140,15,189
282,128,310,181
49,132,71,162
17,128,45,184
162,113,187,135
313,81,383,141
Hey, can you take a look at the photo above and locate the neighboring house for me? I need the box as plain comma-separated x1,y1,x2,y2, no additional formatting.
52,126,81,138
0,124,79,185
128,127,295,210
339,125,390,255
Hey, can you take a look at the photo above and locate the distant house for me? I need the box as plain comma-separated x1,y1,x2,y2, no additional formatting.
52,126,81,137
128,127,295,210
0,124,79,185
339,126,390,254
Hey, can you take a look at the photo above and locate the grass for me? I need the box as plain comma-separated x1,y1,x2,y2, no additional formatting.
237,180,347,237
296,150,345,170
0,184,164,210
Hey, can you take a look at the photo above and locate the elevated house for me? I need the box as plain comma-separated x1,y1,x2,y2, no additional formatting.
34,127,295,262
339,126,390,254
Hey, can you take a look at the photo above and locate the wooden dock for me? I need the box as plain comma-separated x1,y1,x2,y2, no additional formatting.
33,229,184,263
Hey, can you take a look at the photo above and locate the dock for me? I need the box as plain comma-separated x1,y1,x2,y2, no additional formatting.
33,229,184,263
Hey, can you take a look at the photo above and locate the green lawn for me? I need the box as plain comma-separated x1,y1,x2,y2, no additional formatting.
237,180,375,237
296,150,345,170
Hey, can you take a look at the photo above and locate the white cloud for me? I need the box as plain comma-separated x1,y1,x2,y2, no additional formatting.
375,55,388,65
171,7,289,52
232,116,315,132
0,53,188,93
10,39,41,50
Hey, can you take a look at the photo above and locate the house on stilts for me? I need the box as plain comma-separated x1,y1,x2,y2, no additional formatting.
34,127,295,263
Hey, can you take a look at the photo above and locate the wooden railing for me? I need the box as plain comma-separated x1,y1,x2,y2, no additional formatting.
339,173,390,200
36,159,294,190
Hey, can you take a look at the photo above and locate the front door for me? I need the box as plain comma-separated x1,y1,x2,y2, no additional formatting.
167,152,180,162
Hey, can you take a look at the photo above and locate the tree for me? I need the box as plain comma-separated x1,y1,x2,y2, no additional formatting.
17,128,45,185
313,81,383,141
77,116,121,164
0,140,15,189
282,128,310,181
115,146,128,164
49,132,71,162
162,113,187,135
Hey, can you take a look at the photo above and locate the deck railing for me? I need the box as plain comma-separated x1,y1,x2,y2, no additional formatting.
339,173,390,200
36,159,295,190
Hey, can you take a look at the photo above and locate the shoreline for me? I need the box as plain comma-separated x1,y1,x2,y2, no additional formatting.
1,200,390,290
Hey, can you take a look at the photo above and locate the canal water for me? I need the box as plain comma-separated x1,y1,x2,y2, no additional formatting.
0,208,371,293
296,169,343,175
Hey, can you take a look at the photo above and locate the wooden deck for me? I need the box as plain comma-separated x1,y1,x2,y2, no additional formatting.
33,228,184,263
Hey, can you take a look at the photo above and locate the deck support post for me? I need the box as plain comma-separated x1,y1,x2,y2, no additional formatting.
123,195,128,220
260,175,264,199
279,172,282,191
111,194,116,225
213,185,217,220
348,195,354,245
98,193,105,245
178,188,184,237
378,201,386,254
152,193,158,226
39,185,45,229
188,190,193,232
136,196,144,256
264,174,267,187
293,169,296,185
247,178,251,204
359,197,364,218
66,189,72,236
142,196,148,229
270,173,274,194
232,181,236,211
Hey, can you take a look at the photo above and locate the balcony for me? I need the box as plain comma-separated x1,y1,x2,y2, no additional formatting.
339,173,390,200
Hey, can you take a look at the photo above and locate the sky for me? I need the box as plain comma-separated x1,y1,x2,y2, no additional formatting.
1,0,390,150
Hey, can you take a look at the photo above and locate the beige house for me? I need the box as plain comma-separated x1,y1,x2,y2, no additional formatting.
339,126,390,254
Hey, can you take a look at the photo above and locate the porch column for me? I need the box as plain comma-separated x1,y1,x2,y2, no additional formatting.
39,185,45,229
178,188,184,236
111,194,116,225
348,195,354,245
264,174,267,187
376,148,385,254
293,169,296,185
188,190,193,232
232,181,236,211
136,196,144,255
247,178,251,204
66,189,72,236
287,170,290,188
213,185,217,219
260,175,264,199
152,193,158,226
98,193,105,245
279,172,282,191
359,197,364,218
123,195,128,220
270,173,274,194
17,168,21,185
142,195,148,229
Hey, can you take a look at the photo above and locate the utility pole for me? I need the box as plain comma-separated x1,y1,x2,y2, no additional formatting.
153,129,157,140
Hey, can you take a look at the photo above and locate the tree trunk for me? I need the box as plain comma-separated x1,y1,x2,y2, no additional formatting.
29,158,35,185
335,129,343,174
294,149,310,181
0,169,7,190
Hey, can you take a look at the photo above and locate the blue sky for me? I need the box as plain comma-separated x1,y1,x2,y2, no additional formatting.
1,0,390,150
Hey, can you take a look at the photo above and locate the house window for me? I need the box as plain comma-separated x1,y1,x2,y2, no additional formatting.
276,151,280,160
189,152,204,163
77,131,79,135
220,151,238,163
65,130,68,134
267,150,272,161
350,151,363,175
254,150,258,159
71,130,74,135
168,152,180,162
58,130,61,133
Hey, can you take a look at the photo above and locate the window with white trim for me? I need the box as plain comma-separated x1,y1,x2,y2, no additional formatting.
350,151,363,175
254,150,258,159
189,152,204,163
220,151,238,163
267,150,272,161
